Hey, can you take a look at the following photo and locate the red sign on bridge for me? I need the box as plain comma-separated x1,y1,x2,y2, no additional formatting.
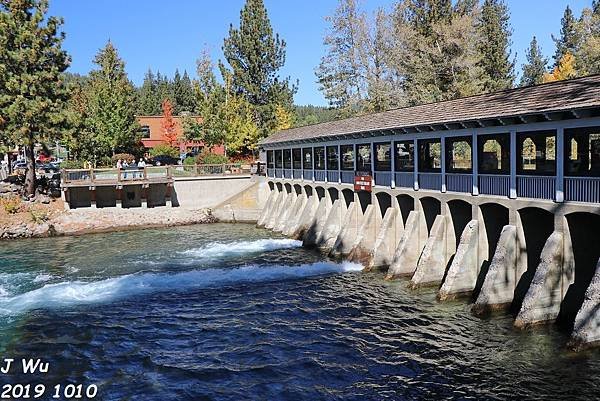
354,175,372,192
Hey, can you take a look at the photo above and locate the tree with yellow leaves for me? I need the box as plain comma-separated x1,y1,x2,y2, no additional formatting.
543,52,576,82
274,105,293,131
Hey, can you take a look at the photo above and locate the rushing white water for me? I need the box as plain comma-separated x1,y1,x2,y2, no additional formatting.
180,238,303,258
0,261,363,316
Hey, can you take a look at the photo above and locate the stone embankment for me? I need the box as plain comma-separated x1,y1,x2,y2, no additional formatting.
0,207,216,240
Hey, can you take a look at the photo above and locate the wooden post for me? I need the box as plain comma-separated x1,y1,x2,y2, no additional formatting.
143,167,148,180
117,168,122,183
89,168,94,184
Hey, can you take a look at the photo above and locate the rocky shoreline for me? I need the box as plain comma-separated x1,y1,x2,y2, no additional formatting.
0,207,217,240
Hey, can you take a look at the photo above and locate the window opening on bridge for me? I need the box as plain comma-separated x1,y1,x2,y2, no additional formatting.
283,149,292,169
478,134,509,175
267,150,274,170
274,150,283,168
340,145,354,170
446,136,472,173
314,147,326,170
565,127,600,177
518,130,556,175
292,148,302,169
356,144,372,172
302,148,313,169
327,146,339,170
394,141,414,172
375,142,391,171
418,139,441,172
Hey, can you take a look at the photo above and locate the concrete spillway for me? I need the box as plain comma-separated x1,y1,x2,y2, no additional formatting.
258,180,600,351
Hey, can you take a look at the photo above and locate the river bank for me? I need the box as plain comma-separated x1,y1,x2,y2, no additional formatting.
0,203,216,239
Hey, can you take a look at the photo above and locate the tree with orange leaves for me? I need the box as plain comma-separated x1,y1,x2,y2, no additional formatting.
161,98,179,146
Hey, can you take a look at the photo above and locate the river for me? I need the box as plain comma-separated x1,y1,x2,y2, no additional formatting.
0,223,598,400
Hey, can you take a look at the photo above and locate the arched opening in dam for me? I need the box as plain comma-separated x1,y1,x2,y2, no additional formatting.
327,187,339,203
276,182,283,193
357,191,371,215
474,203,510,298
396,194,414,226
315,186,326,201
342,189,354,208
513,207,555,313
304,185,313,198
293,184,302,195
447,199,472,247
284,182,292,194
420,197,441,235
375,192,392,219
268,181,275,191
559,212,600,329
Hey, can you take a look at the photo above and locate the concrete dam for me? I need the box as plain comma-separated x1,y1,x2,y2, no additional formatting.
256,75,600,351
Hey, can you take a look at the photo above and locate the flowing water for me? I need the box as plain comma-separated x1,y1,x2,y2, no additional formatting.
0,223,599,400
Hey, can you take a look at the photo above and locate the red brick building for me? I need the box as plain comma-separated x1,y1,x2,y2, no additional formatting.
137,115,225,155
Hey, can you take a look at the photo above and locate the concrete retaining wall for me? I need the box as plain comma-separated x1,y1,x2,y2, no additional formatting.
439,220,480,300
386,210,428,279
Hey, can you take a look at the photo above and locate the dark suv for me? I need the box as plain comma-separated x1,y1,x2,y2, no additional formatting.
150,155,180,166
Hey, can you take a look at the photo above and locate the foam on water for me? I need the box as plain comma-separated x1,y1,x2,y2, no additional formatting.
180,238,303,259
33,273,54,283
0,261,363,316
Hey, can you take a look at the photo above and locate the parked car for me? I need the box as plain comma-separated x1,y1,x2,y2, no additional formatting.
150,155,180,166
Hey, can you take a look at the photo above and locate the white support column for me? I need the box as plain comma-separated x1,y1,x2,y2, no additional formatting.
556,127,564,203
472,131,479,196
338,144,342,184
390,141,396,189
371,141,376,176
510,129,517,199
290,148,294,180
353,144,357,175
441,136,447,193
414,138,419,191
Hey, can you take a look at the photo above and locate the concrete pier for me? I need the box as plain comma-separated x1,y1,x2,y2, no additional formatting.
317,199,346,252
348,204,381,266
330,201,361,258
386,210,427,279
438,220,480,300
569,258,600,350
369,207,403,270
409,214,453,288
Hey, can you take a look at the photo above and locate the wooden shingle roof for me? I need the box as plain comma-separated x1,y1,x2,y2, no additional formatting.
261,74,600,146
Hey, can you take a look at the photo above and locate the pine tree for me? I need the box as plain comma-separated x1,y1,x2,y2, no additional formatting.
552,6,579,69
0,0,70,195
520,36,547,87
173,70,196,114
477,0,514,92
86,41,139,157
574,5,600,75
155,72,175,110
137,69,161,115
161,99,178,146
221,0,297,140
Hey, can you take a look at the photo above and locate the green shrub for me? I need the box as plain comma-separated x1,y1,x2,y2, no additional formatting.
149,144,179,158
183,156,197,166
197,150,229,165
29,209,49,224
60,160,84,169
1,196,22,215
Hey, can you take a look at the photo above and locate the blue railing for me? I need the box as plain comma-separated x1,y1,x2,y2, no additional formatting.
293,169,302,179
517,175,555,201
395,172,413,188
283,169,292,179
327,171,339,183
314,170,326,182
302,169,313,181
565,177,600,203
479,175,510,197
275,168,283,178
267,168,275,178
374,171,392,187
446,174,473,193
419,173,442,191
341,171,354,184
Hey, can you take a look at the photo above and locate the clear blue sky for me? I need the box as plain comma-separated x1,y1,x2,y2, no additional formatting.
48,0,591,106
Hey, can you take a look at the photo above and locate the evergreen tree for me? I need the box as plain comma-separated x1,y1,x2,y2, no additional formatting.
221,0,297,139
574,5,600,75
408,0,452,36
155,71,175,110
520,36,547,87
137,69,161,115
552,6,579,69
0,0,70,195
85,41,139,157
173,70,196,114
477,0,514,92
